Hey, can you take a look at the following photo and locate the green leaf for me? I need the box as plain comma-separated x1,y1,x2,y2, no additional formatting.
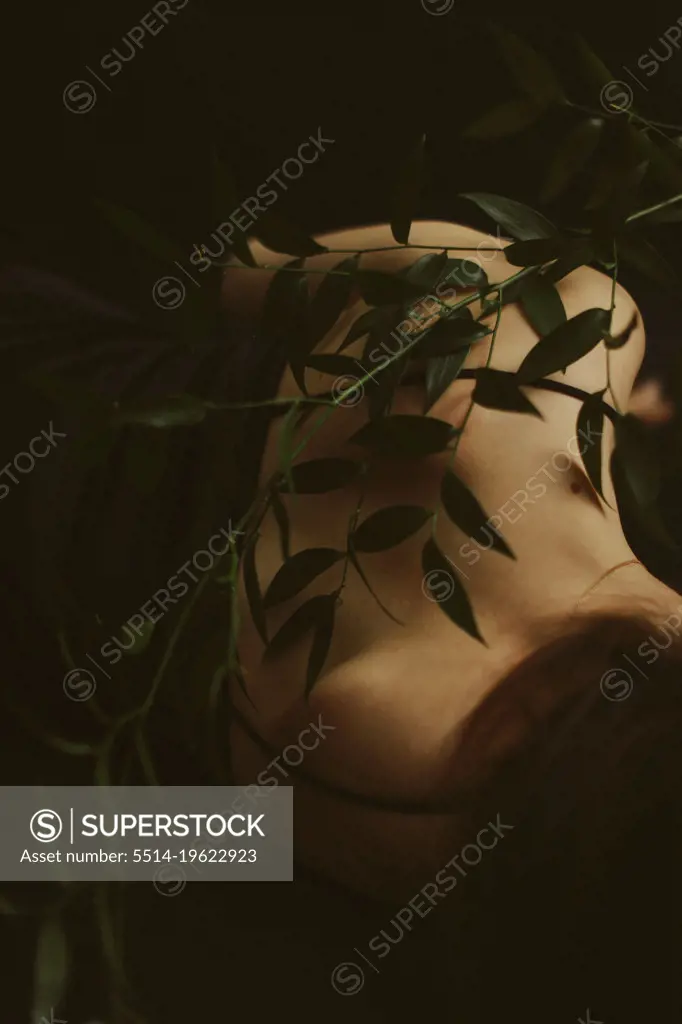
421,537,484,643
616,233,678,292
262,547,345,609
243,532,268,644
309,255,359,343
263,593,338,662
516,308,611,383
33,915,69,1024
366,350,408,421
437,258,489,290
94,199,185,263
441,470,514,558
113,394,207,428
269,486,291,561
348,414,458,457
504,237,567,267
212,155,257,268
571,32,621,92
462,98,544,140
540,118,604,203
305,593,338,696
424,348,471,413
352,505,433,553
415,314,492,357
252,211,328,258
610,450,676,552
576,390,607,501
473,367,542,417
356,269,424,307
404,251,450,291
542,239,595,284
491,24,566,107
259,262,310,392
337,305,400,352
605,310,638,350
277,457,361,494
519,274,567,337
613,413,660,507
306,353,364,377
460,192,557,240
390,133,427,245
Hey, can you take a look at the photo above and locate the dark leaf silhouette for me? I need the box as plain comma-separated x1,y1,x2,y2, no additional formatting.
463,99,544,140
278,457,361,494
460,192,557,240
576,390,607,501
356,269,425,306
416,314,492,358
391,133,427,244
263,593,338,662
516,308,611,383
306,353,364,377
263,547,345,608
404,251,450,291
504,237,567,267
473,367,542,417
520,274,567,337
421,537,484,642
212,156,257,267
425,348,471,413
613,413,660,508
309,255,359,344
491,24,566,107
605,310,639,350
252,211,328,257
540,118,604,203
349,414,458,456
352,505,433,553
337,306,399,352
441,470,514,558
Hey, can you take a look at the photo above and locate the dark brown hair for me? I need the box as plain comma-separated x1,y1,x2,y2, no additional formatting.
376,611,682,1023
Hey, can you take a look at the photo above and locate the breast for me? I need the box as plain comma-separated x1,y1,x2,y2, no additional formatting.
226,221,646,897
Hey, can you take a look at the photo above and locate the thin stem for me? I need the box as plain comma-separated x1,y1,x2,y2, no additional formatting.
606,248,623,415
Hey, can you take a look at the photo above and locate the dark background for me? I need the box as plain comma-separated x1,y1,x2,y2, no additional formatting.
2,3,682,1022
